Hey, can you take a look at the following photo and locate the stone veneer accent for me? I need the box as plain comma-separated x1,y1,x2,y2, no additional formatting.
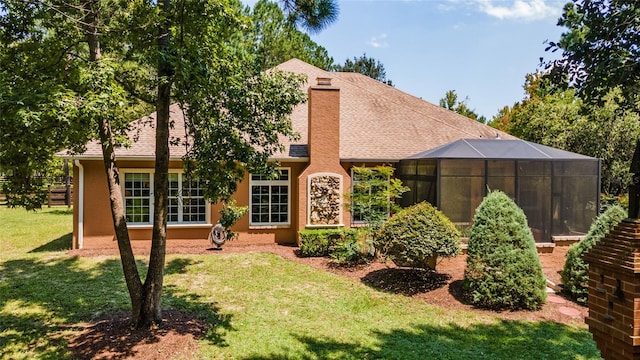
584,219,640,359
308,174,342,225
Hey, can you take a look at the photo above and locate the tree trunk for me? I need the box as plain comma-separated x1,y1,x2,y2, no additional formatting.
136,0,173,328
84,0,146,327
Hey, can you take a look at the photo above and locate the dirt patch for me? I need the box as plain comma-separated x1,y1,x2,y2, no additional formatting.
67,243,584,359
68,309,206,360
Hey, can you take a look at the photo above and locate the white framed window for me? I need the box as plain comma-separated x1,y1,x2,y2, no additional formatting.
168,172,207,224
123,170,208,225
124,172,153,224
250,168,290,226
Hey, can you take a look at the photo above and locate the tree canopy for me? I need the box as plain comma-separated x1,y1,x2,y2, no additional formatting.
246,0,334,70
438,90,486,123
332,53,393,85
544,0,640,109
0,0,337,328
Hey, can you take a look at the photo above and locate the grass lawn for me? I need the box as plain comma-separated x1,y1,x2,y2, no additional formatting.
0,207,602,359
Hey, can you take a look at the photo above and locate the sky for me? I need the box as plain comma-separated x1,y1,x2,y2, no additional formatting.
244,0,568,119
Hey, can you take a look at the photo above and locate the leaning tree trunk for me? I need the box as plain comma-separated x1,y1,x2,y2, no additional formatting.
83,0,145,325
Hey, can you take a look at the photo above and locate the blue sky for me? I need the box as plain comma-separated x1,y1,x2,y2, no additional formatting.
244,0,567,119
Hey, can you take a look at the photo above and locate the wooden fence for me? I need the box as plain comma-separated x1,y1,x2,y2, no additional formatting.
0,184,72,207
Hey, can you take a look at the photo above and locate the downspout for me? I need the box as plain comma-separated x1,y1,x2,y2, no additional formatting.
74,160,85,249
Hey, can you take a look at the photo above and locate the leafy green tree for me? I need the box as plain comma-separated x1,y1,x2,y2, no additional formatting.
561,205,626,304
544,0,640,109
0,0,337,329
345,165,408,231
464,191,547,310
439,90,486,123
567,88,640,195
332,53,393,86
246,0,334,70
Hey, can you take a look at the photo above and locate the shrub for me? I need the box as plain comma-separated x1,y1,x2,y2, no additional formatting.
298,228,359,257
218,199,248,240
329,231,373,265
375,202,461,270
561,205,626,304
463,191,547,310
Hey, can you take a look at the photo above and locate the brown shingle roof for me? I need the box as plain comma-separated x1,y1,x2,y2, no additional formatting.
277,58,515,161
68,59,514,161
67,103,189,159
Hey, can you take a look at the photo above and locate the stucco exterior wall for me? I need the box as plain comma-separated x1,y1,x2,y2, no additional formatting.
72,159,307,248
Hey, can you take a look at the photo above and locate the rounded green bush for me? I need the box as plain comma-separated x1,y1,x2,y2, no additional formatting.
375,202,461,270
561,205,625,304
463,191,547,310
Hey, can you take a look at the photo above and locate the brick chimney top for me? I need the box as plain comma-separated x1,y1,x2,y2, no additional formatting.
316,77,332,86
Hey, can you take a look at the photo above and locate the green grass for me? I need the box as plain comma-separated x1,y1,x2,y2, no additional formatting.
0,207,602,359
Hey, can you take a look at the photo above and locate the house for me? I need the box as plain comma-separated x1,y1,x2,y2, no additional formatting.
63,58,598,249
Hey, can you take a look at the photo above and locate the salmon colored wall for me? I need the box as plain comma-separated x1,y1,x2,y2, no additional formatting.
225,162,308,245
74,159,308,248
75,159,208,247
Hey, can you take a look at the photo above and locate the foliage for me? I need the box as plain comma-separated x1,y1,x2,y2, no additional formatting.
279,0,339,34
299,228,367,262
464,191,547,310
344,165,408,232
0,2,148,210
218,199,248,240
245,0,334,70
332,53,393,86
566,88,640,195
561,205,626,304
439,89,486,123
0,0,338,328
329,232,372,265
375,202,461,271
543,0,640,110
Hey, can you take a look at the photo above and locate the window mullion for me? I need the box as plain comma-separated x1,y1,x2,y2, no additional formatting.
177,173,183,224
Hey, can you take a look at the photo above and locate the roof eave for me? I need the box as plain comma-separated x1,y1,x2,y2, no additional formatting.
341,158,401,164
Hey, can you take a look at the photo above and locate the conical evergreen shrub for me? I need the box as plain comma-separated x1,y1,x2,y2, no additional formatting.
463,191,547,310
561,205,625,304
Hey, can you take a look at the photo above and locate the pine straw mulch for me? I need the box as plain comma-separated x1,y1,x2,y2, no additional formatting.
66,243,584,359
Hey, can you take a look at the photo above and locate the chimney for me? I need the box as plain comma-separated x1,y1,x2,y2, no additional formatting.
307,77,340,167
296,77,350,233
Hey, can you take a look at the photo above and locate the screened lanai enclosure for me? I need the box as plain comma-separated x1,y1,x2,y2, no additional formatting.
397,139,600,243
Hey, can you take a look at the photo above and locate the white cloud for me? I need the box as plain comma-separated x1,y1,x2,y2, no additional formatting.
474,0,562,21
368,33,389,48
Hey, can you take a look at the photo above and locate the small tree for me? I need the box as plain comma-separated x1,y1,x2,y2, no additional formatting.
375,202,461,270
218,199,249,241
344,165,408,231
464,191,547,310
343,165,408,259
561,205,626,304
